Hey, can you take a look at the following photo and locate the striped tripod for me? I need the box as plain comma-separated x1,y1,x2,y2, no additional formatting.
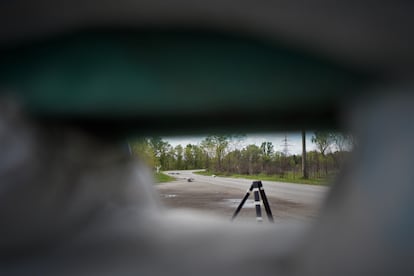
231,181,274,223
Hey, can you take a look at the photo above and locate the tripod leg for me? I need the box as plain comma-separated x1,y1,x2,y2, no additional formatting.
231,183,253,221
253,181,263,222
258,181,274,223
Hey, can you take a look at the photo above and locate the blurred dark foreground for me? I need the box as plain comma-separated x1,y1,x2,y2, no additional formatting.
1,1,414,275
1,91,414,275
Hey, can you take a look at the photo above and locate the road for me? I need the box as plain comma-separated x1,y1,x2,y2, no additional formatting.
157,170,329,222
166,170,328,206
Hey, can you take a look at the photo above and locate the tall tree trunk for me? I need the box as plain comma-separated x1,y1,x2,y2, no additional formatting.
302,130,309,179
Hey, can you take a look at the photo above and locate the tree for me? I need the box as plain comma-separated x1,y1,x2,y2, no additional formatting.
311,132,334,157
331,133,354,152
148,137,172,169
184,144,194,169
223,149,242,173
311,132,334,176
201,135,231,172
260,141,274,174
241,144,262,175
192,145,205,169
130,138,156,168
174,145,184,170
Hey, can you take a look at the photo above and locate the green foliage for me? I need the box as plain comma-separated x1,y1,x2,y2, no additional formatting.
311,131,334,156
201,134,231,171
148,137,172,168
310,131,354,176
194,170,329,186
130,133,351,184
130,138,156,167
154,172,176,183
130,137,207,171
241,144,262,175
184,144,205,170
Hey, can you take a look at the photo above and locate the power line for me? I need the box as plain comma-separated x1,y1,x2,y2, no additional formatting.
280,134,293,156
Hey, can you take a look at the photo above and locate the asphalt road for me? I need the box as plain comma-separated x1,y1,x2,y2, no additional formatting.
165,170,329,207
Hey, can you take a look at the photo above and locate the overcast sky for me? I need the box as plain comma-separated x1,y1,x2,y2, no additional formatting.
163,132,317,155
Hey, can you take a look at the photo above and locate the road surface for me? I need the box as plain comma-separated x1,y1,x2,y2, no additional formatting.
156,170,329,222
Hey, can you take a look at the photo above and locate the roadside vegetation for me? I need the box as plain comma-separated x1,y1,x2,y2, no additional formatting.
194,170,330,185
154,172,176,183
132,132,353,185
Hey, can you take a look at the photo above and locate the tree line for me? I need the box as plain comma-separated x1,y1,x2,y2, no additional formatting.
131,132,354,179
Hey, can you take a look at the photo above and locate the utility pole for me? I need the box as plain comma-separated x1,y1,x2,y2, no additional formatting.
302,130,308,179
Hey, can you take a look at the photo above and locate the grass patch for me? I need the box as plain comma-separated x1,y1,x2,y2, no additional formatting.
194,170,213,176
194,170,330,185
154,172,176,183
